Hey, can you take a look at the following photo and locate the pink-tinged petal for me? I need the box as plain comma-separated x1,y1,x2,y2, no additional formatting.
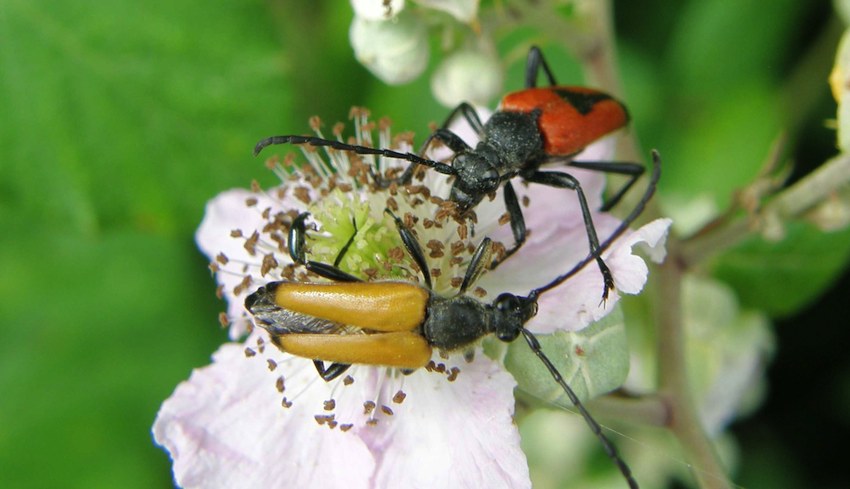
153,340,376,489
475,185,621,295
195,189,274,337
195,188,312,339
607,218,672,294
196,189,275,265
573,132,618,163
487,217,671,334
356,356,530,489
471,165,610,271
538,217,671,332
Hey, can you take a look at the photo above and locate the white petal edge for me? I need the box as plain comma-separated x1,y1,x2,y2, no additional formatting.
152,341,376,489
527,217,672,333
360,355,531,489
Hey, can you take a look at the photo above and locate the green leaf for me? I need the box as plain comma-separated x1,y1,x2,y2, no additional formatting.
504,308,630,409
0,1,309,488
658,82,781,231
0,0,295,236
712,222,850,316
653,0,801,232
667,0,801,97
0,224,227,489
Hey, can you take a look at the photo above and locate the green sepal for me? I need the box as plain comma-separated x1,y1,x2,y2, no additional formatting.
504,307,630,409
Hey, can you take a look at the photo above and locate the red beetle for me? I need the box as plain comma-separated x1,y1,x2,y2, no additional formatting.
254,46,646,300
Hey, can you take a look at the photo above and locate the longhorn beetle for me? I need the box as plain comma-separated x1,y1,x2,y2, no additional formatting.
245,151,660,489
254,46,645,301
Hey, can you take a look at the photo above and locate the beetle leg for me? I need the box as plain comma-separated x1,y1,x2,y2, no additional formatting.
289,212,362,283
566,160,646,211
490,181,528,269
312,360,352,382
333,216,359,268
439,102,486,135
385,209,433,290
525,45,558,88
524,170,615,301
288,212,310,264
459,237,493,294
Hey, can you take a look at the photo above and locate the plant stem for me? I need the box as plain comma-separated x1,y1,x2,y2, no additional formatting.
657,238,732,489
590,392,670,428
680,152,850,267
779,15,843,142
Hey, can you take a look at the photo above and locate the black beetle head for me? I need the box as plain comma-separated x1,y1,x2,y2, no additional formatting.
492,293,538,342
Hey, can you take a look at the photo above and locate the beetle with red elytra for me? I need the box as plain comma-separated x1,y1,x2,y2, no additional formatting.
254,46,646,302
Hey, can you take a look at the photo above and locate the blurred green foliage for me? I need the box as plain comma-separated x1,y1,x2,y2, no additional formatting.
0,0,847,488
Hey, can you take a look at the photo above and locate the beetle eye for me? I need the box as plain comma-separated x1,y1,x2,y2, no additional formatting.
450,186,475,211
481,169,499,192
497,328,519,342
495,293,518,312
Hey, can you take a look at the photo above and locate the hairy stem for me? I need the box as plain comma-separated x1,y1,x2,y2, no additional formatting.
657,239,732,489
590,392,671,428
681,152,850,267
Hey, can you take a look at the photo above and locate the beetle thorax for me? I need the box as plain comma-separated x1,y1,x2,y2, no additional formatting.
423,295,494,351
481,111,545,172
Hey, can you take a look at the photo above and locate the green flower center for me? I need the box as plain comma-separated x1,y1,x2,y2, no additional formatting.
306,189,407,280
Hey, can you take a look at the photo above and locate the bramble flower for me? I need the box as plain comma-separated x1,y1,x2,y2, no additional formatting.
153,108,671,488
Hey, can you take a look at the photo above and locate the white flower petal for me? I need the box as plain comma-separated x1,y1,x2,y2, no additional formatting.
607,217,672,295
195,188,294,339
361,356,530,489
154,336,531,488
153,341,376,489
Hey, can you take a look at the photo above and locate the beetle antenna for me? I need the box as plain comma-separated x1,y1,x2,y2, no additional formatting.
253,135,459,176
520,328,639,489
530,150,662,300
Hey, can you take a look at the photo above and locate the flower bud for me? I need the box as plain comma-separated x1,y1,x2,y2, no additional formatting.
350,0,405,21
415,0,479,23
350,12,429,85
431,48,503,107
